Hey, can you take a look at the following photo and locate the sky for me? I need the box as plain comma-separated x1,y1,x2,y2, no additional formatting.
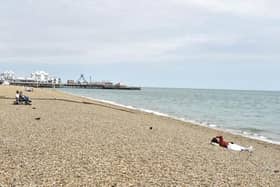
0,0,280,90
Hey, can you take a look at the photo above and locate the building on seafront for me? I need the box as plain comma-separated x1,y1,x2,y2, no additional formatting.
30,71,61,84
0,70,61,84
0,70,16,81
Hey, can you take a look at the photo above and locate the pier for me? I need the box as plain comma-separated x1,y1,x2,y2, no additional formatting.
2,81,141,90
0,73,141,90
63,83,141,90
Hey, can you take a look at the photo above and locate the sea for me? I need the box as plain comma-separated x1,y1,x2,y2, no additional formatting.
59,87,280,144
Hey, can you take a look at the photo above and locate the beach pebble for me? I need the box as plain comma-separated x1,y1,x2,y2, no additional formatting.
274,170,279,173
149,127,153,130
35,117,41,120
32,107,36,109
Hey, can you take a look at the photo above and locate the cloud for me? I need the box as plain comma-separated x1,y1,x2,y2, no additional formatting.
174,0,280,18
0,0,279,65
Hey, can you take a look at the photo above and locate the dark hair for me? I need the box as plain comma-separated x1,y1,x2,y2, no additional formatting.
16,90,19,94
211,137,219,144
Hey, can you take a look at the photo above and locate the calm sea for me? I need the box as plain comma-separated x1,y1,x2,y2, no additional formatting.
59,87,280,144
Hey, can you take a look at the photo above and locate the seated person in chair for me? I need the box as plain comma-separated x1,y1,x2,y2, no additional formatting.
19,91,32,105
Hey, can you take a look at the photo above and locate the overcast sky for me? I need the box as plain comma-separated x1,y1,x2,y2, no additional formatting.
0,0,280,90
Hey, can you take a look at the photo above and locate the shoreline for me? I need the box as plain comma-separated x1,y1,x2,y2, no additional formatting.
1,85,279,186
59,88,280,145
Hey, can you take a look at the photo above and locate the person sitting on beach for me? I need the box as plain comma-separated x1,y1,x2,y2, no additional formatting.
15,90,20,104
211,136,253,152
19,91,32,105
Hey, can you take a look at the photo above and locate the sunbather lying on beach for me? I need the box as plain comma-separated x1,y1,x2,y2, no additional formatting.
211,136,253,152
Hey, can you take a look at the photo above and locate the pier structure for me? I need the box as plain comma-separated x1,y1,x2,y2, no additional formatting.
5,81,140,90
63,74,141,90
1,79,141,90
0,72,141,90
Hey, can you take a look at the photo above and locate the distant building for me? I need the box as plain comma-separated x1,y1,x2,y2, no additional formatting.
0,70,61,86
30,71,61,84
0,71,15,81
67,80,75,84
30,71,49,82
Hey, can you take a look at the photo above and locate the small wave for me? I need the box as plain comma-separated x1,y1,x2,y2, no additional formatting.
137,108,171,118
209,124,217,128
228,129,280,145
240,127,266,133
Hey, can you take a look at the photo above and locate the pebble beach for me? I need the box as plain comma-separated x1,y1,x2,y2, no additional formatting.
0,86,279,186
